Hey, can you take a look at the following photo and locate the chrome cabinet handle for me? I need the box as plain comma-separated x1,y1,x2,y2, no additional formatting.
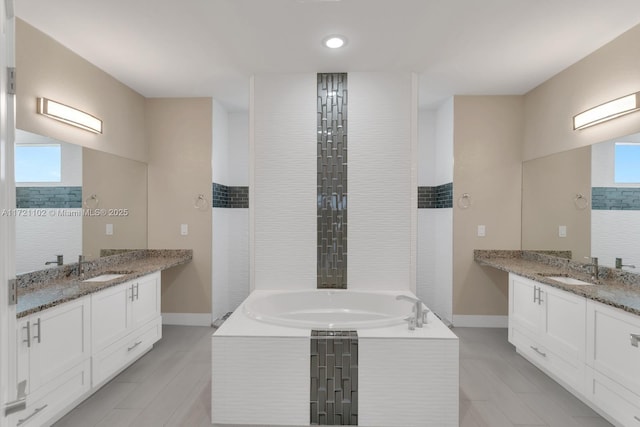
129,284,135,302
127,341,142,352
537,288,544,305
17,404,48,426
530,346,547,357
22,322,31,348
32,318,41,344
134,283,139,300
631,333,640,348
533,286,538,303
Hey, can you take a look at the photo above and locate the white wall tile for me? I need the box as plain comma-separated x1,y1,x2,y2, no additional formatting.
592,210,640,269
348,72,413,290
252,73,317,290
16,209,82,273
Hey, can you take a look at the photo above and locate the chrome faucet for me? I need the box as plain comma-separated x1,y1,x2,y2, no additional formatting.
584,256,599,280
396,295,429,330
45,254,63,266
78,255,85,278
615,257,636,270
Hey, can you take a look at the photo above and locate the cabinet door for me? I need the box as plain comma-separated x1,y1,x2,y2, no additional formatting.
91,281,131,352
541,284,586,361
587,300,640,397
28,297,90,392
509,275,542,336
130,272,160,329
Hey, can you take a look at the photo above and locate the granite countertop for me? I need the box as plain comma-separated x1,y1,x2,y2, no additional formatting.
475,250,640,316
17,249,193,318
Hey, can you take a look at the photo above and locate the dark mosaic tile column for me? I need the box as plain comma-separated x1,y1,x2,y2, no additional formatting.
310,330,358,425
317,73,348,289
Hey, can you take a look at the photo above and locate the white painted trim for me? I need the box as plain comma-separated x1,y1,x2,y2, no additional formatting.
452,315,508,328
161,313,212,327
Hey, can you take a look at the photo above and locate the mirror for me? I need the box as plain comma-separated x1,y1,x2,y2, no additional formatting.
522,132,640,268
15,130,148,274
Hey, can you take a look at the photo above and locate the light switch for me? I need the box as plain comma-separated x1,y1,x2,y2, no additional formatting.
106,224,113,235
477,225,486,237
181,224,188,236
559,225,567,237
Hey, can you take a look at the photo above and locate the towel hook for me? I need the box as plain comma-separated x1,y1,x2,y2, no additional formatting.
457,193,472,209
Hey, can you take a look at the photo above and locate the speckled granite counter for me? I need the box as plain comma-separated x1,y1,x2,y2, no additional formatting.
17,249,192,317
475,250,640,316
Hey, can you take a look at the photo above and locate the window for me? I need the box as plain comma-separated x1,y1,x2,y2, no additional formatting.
15,144,62,183
614,142,640,184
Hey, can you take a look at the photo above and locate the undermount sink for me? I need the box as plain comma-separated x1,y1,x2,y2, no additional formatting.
546,276,595,286
82,272,129,282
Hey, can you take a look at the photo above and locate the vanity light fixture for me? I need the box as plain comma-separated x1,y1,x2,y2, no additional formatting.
323,35,347,49
37,98,103,134
573,92,640,130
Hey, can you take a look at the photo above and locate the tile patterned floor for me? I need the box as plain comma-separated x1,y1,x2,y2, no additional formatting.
53,326,613,427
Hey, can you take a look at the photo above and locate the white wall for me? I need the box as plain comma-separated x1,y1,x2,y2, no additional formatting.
212,104,250,319
228,112,249,186
251,73,317,290
416,101,454,323
251,72,416,291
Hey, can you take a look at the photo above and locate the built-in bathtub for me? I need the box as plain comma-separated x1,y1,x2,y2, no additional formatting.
212,290,459,427
243,290,416,329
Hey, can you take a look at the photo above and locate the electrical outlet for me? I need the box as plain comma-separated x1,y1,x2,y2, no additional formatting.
106,224,113,235
559,225,567,238
477,225,486,237
181,224,188,236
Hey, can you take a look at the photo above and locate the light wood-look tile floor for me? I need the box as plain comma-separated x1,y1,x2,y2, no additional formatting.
54,326,612,427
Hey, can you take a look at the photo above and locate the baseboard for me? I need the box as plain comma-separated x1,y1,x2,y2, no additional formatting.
452,315,508,328
161,312,212,326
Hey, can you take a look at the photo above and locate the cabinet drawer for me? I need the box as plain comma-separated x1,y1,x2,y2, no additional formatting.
92,317,161,386
10,359,90,427
512,325,584,393
586,368,640,427
587,301,640,396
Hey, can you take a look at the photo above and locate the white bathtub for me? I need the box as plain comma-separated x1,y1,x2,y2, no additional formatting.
213,290,459,427
242,289,414,329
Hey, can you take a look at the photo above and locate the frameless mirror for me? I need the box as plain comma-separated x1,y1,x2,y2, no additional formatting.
15,129,148,274
522,132,640,268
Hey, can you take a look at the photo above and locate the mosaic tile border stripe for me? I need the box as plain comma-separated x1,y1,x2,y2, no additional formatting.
16,186,82,209
418,182,453,209
212,182,249,208
592,187,640,210
311,330,358,425
317,73,348,289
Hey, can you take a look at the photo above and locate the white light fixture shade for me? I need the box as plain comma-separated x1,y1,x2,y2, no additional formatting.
37,98,103,134
573,92,640,130
323,35,347,49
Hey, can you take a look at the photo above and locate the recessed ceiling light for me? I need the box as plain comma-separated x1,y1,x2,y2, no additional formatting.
323,35,347,49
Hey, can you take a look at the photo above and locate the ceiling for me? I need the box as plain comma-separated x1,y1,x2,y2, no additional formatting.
15,0,640,112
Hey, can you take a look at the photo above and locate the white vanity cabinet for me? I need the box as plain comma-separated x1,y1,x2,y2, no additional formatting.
13,297,91,426
585,300,640,426
508,274,586,392
91,271,162,386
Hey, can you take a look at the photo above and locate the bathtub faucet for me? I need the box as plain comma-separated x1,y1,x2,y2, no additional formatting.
396,295,429,330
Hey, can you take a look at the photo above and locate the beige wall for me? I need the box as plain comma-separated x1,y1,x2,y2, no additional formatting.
453,96,523,316
521,147,591,260
524,24,640,162
82,148,148,260
146,98,213,314
16,19,147,162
